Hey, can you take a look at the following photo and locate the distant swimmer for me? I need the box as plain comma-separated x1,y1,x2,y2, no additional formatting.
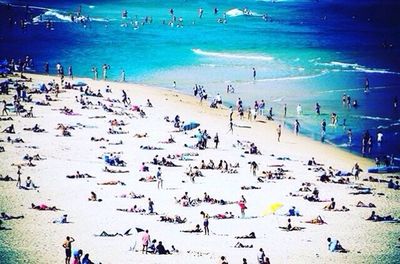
393,96,398,110
364,77,369,93
198,8,204,18
252,67,256,80
214,7,218,15
122,10,128,19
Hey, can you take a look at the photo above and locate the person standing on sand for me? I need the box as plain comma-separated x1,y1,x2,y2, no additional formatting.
62,236,75,264
200,211,210,235
214,133,219,148
277,124,282,142
156,167,163,189
142,230,150,254
253,67,256,81
294,119,300,135
238,199,247,218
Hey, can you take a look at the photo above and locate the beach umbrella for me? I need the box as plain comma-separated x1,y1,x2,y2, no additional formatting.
261,202,284,216
183,121,200,131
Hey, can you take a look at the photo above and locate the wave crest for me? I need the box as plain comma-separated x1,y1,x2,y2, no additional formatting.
192,49,274,61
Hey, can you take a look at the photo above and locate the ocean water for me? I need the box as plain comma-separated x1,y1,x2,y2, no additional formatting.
0,0,400,159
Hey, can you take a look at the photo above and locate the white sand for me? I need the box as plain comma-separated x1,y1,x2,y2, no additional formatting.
0,74,399,264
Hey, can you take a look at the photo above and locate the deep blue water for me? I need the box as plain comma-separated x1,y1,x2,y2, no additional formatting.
0,0,400,160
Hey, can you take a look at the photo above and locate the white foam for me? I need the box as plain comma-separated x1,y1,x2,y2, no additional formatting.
316,61,399,75
354,115,391,121
192,48,274,61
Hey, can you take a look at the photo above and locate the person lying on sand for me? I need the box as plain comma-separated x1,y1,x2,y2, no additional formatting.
333,206,350,212
241,186,261,190
0,212,24,220
307,157,323,166
181,224,202,233
235,232,256,239
116,192,144,199
109,119,126,126
286,206,302,217
66,171,95,179
159,215,187,224
133,133,148,138
213,212,235,219
0,117,13,121
94,231,123,237
356,201,376,208
366,211,399,222
349,188,372,195
0,175,16,181
159,135,175,144
2,124,15,134
279,218,305,231
139,176,156,182
234,242,253,248
109,140,123,145
91,137,108,142
116,205,146,213
108,128,128,134
304,215,326,225
97,180,126,186
7,136,24,143
327,237,348,253
103,166,129,173
23,154,45,161
140,145,163,150
31,203,60,211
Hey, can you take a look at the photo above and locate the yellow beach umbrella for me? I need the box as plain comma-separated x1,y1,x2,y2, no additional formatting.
261,202,284,216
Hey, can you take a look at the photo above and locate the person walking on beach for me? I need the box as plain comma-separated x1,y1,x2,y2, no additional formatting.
156,167,163,189
102,64,109,80
214,133,219,148
62,236,75,264
200,211,210,235
252,67,256,81
277,124,282,142
250,161,258,176
294,119,300,135
16,165,22,188
2,100,8,116
227,120,233,134
122,90,128,106
148,198,154,214
141,230,150,254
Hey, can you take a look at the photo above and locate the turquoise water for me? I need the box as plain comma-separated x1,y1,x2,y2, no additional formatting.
1,0,400,158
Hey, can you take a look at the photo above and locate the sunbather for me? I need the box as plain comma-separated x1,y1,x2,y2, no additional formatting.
0,175,16,181
0,212,24,220
304,215,326,225
356,201,376,208
234,242,253,248
116,205,146,213
103,166,129,173
31,203,60,211
2,124,15,133
181,224,202,233
97,180,126,186
235,232,256,239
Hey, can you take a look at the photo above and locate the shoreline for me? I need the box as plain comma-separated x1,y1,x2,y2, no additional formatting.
1,73,399,264
21,72,380,166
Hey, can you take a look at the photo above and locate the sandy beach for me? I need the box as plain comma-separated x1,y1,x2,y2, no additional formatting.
0,73,399,264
